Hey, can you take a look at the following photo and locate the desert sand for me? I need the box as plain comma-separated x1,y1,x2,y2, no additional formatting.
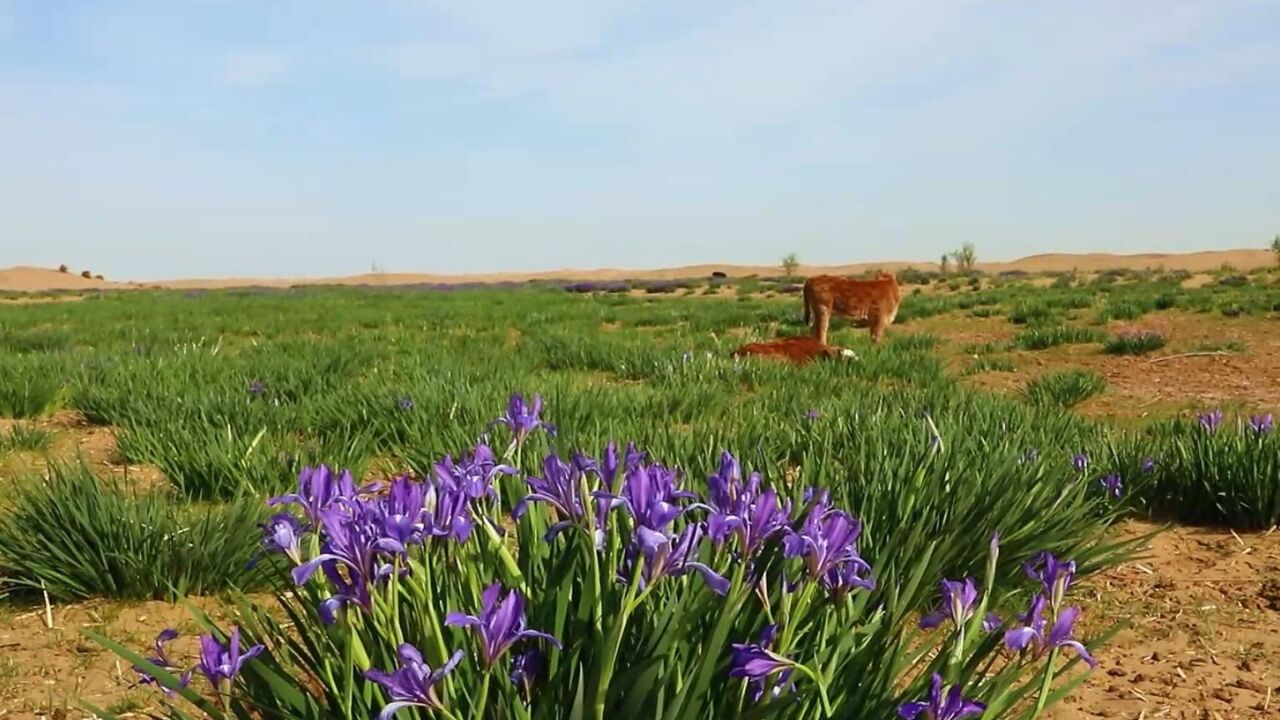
1,249,1273,293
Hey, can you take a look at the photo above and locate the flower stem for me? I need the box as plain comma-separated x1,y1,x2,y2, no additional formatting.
1032,646,1061,718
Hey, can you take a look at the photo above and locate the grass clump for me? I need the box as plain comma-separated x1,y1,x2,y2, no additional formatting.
0,463,269,600
1024,369,1107,408
1103,331,1167,356
0,423,53,453
1014,325,1104,351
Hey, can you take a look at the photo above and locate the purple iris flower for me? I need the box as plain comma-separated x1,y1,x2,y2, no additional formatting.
1248,414,1274,435
365,643,463,720
1071,453,1089,472
132,629,193,696
729,625,795,702
293,502,406,622
1198,409,1224,432
269,465,364,527
445,583,562,669
783,502,875,598
1024,551,1076,609
615,461,694,533
434,444,515,501
805,409,821,421
515,452,588,540
509,647,545,698
1140,457,1156,474
197,627,264,691
260,512,304,565
918,577,979,630
705,451,791,560
423,476,476,543
1099,473,1123,498
248,380,266,396
626,523,730,595
493,393,556,445
898,673,986,720
1003,595,1097,668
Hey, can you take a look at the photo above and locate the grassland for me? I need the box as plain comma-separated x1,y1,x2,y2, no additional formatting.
0,266,1277,718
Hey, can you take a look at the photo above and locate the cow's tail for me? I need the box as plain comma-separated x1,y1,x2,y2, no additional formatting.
802,282,811,324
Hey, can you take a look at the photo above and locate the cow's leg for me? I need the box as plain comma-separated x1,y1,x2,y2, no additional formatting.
869,315,887,345
813,306,832,345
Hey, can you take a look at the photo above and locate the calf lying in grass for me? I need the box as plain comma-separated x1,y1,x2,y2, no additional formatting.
731,335,857,365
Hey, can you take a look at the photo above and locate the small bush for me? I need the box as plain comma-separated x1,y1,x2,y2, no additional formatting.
1153,293,1177,310
1014,325,1104,351
1103,331,1167,356
57,264,69,273
1024,369,1107,408
80,270,92,279
1007,302,1058,325
1216,274,1249,288
1191,339,1246,353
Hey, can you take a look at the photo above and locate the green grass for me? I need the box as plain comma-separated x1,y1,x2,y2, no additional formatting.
0,423,53,453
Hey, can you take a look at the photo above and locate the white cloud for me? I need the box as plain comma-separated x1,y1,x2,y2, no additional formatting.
224,49,294,86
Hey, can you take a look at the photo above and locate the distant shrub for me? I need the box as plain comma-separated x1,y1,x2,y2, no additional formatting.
58,264,69,273
1216,274,1249,288
0,423,53,452
1103,330,1167,355
1049,273,1075,289
1095,300,1150,322
1192,339,1246,353
1220,303,1245,318
1024,369,1107,408
1154,293,1177,310
94,274,105,280
80,270,92,279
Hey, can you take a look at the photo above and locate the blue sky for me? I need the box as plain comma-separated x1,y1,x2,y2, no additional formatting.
2,1,1277,279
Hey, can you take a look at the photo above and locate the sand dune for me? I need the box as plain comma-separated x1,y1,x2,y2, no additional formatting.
2,249,1274,293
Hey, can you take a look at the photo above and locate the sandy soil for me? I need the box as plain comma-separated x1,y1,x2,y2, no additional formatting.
2,249,1275,293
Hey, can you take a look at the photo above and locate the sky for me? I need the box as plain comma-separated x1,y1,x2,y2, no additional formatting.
1,0,1278,280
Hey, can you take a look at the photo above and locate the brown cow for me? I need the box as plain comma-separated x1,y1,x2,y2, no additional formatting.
731,336,857,365
802,271,901,345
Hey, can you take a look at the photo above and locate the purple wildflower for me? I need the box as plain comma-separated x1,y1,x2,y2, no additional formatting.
1024,551,1076,609
729,625,795,702
197,627,264,691
805,409,821,421
509,647,545,699
268,465,364,527
445,583,561,669
260,512,304,565
705,452,792,560
918,577,979,630
615,460,694,533
783,501,875,598
1003,595,1097,668
493,393,556,445
248,380,266,397
1099,473,1123,498
515,452,589,541
396,396,414,412
1071,453,1089,472
626,523,730,595
1140,457,1156,474
365,644,463,720
729,625,796,699
434,443,515,501
1248,414,1273,435
292,500,410,623
898,673,986,720
1198,409,1223,432
132,629,193,696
